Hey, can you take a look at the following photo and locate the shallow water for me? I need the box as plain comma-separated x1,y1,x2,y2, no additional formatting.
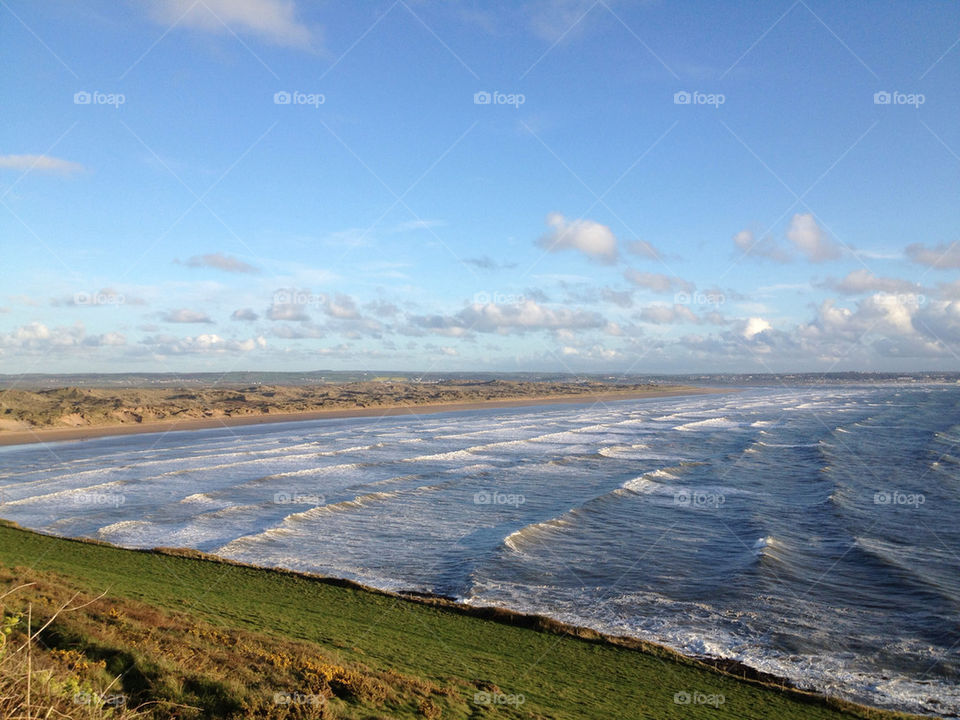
1,384,958,716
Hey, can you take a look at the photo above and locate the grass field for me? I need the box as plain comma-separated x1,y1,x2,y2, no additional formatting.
0,522,923,719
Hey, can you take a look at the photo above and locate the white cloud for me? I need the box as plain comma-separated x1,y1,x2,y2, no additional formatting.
231,308,259,321
463,256,518,271
601,288,633,307
638,304,699,325
325,294,359,320
148,0,315,48
271,323,324,339
819,269,920,295
905,242,960,269
161,308,214,324
266,300,310,322
0,154,84,175
411,299,605,336
0,323,123,354
733,228,792,263
141,333,266,355
626,239,662,260
179,253,260,274
742,317,772,339
623,270,693,294
936,279,960,300
537,213,618,263
559,344,623,361
787,213,841,262
82,332,127,347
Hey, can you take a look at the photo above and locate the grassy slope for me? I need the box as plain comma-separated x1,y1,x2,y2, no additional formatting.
0,524,923,720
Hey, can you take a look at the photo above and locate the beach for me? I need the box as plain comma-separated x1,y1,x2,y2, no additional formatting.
0,382,711,446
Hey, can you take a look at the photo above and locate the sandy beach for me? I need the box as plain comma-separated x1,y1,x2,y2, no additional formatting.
0,385,715,447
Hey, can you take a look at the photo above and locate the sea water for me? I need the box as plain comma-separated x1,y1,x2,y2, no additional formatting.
1,383,958,716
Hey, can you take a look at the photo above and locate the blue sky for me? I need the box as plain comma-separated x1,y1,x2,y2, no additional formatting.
2,0,959,374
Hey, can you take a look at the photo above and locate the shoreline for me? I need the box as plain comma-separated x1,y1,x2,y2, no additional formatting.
0,521,919,719
0,386,721,447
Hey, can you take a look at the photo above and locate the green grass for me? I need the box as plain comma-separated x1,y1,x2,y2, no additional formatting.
0,523,925,719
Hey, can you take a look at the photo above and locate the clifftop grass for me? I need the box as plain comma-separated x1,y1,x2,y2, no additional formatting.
0,523,926,719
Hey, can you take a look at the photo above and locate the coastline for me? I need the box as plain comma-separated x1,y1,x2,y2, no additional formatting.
0,521,921,719
0,385,721,447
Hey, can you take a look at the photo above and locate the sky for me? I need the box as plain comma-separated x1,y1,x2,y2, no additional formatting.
1,0,959,375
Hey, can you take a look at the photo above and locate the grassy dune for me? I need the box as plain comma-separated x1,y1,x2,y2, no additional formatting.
0,523,923,719
0,381,695,433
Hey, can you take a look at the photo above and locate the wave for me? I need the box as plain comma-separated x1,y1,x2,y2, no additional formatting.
403,449,482,463
854,536,960,601
673,417,739,432
285,490,403,521
1,479,128,507
755,441,820,449
597,443,649,458
180,492,218,504
264,462,367,478
752,535,789,563
95,519,152,542
504,463,699,554
504,514,579,553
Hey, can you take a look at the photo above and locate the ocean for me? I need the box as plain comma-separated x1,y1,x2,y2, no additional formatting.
1,383,958,716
